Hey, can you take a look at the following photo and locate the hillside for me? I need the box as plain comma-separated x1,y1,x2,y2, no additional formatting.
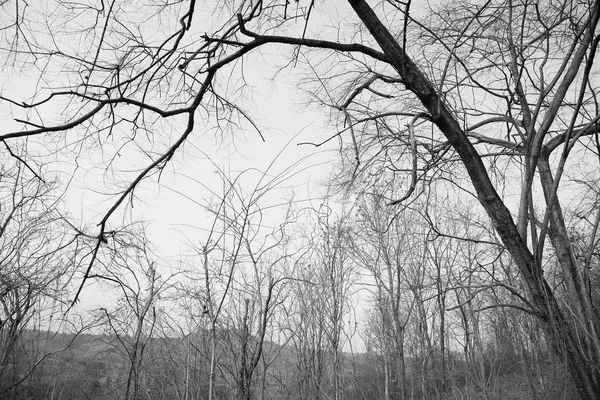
1,329,574,400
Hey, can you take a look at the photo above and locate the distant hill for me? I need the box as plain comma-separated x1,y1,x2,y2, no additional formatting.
1,328,574,400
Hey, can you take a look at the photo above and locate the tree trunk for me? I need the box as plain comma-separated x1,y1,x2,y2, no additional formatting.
346,0,600,397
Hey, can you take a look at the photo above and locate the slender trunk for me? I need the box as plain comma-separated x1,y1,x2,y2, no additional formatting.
390,262,406,400
204,250,216,400
383,354,390,400
260,356,267,400
125,293,154,400
185,336,190,400
238,298,252,400
467,301,487,394
395,332,406,400
438,291,447,395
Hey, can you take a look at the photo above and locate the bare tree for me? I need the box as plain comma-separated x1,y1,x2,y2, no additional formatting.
3,0,600,397
314,205,356,400
176,162,305,400
281,203,357,400
351,191,415,400
0,159,84,393
284,260,328,400
95,236,173,400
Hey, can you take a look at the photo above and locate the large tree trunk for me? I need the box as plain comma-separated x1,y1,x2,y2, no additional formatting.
346,0,600,397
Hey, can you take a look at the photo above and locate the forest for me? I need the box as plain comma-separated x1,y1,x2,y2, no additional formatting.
0,0,599,399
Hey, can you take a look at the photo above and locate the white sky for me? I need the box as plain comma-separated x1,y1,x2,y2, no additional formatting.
0,0,441,353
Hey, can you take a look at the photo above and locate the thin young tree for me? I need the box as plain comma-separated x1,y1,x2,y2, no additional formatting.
181,159,306,400
351,190,415,400
95,236,173,400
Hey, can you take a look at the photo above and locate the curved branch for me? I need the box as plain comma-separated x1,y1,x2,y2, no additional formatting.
70,70,216,305
389,113,431,205
235,14,389,65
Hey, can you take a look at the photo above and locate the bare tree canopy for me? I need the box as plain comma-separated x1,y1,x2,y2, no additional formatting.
1,0,600,398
